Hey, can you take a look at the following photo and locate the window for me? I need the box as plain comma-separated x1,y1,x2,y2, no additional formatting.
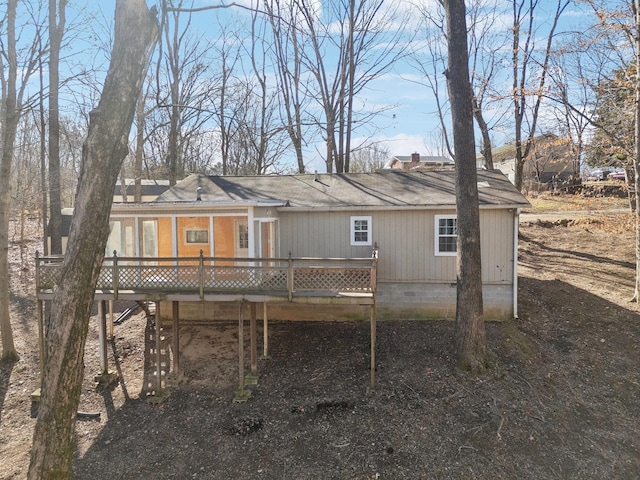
237,222,249,249
435,215,457,256
351,216,372,246
186,229,209,244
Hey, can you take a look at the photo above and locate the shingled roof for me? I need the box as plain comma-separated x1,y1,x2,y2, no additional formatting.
154,169,530,209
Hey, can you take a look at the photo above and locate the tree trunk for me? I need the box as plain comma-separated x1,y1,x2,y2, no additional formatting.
48,0,66,255
134,85,145,203
27,2,157,477
443,0,491,372
0,0,19,362
633,0,640,302
39,55,49,256
473,98,493,170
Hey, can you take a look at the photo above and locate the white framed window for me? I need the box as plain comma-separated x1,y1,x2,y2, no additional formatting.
435,215,457,256
237,222,249,249
185,229,209,244
351,216,372,246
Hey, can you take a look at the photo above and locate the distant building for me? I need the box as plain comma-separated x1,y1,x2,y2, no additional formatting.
479,134,577,188
384,153,454,171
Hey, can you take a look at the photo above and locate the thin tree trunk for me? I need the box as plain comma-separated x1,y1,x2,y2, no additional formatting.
0,0,20,362
473,98,493,170
134,85,145,202
38,57,49,256
633,0,640,302
443,0,491,372
28,2,157,477
48,0,66,255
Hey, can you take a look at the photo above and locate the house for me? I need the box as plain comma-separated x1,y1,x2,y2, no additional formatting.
36,169,529,399
384,153,454,171
481,134,578,188
103,169,527,322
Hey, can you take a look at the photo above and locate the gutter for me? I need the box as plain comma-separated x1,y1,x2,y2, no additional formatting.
277,203,530,213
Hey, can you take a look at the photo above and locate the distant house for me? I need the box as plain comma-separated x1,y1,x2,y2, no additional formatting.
385,153,454,171
481,134,577,188
45,170,529,322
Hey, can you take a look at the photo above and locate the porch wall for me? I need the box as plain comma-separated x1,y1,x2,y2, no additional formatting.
157,282,513,323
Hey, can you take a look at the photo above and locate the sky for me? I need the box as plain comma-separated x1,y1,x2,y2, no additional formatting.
60,0,611,174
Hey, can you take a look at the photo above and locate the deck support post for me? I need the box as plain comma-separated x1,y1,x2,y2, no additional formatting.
94,300,118,389
245,302,259,385
37,300,45,382
168,301,183,386
369,303,376,394
234,301,251,402
32,299,46,412
108,300,115,339
98,300,108,374
262,302,270,359
155,301,162,394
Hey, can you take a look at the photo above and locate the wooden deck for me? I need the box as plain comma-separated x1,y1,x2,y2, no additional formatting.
35,253,377,304
34,252,379,401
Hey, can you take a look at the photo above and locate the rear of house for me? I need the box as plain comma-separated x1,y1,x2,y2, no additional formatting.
103,169,528,321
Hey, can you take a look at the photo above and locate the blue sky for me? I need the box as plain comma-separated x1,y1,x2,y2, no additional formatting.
63,0,614,173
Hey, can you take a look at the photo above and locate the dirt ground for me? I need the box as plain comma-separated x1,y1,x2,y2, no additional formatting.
1,196,640,479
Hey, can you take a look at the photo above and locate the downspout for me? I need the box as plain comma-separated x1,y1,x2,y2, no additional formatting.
513,208,520,319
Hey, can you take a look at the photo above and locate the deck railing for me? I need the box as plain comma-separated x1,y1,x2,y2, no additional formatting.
35,250,378,300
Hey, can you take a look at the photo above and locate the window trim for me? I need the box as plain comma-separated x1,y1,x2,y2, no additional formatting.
434,214,457,256
185,229,209,245
350,215,372,246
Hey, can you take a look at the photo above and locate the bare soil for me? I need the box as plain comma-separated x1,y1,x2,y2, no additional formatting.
1,198,640,479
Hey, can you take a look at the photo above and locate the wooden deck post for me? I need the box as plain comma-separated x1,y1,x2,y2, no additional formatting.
246,302,258,385
369,302,376,394
108,300,115,339
98,300,108,374
155,301,162,394
37,299,44,382
234,302,251,402
262,302,270,359
32,296,46,408
172,301,180,377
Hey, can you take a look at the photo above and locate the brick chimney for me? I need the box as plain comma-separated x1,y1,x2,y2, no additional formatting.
411,152,420,164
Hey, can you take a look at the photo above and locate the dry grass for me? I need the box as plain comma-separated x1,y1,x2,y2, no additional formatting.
525,190,629,213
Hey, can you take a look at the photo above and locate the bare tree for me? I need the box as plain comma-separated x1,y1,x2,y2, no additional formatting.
413,0,509,169
546,44,595,180
511,0,570,191
155,0,217,185
294,0,409,173
0,0,45,361
349,142,390,172
27,1,158,476
585,0,640,301
443,0,492,372
264,0,310,173
211,23,243,175
47,0,67,254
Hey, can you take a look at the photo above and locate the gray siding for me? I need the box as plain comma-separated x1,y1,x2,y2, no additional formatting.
279,208,515,285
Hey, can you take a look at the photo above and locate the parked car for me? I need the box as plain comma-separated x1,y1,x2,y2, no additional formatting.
610,170,626,180
586,168,610,181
